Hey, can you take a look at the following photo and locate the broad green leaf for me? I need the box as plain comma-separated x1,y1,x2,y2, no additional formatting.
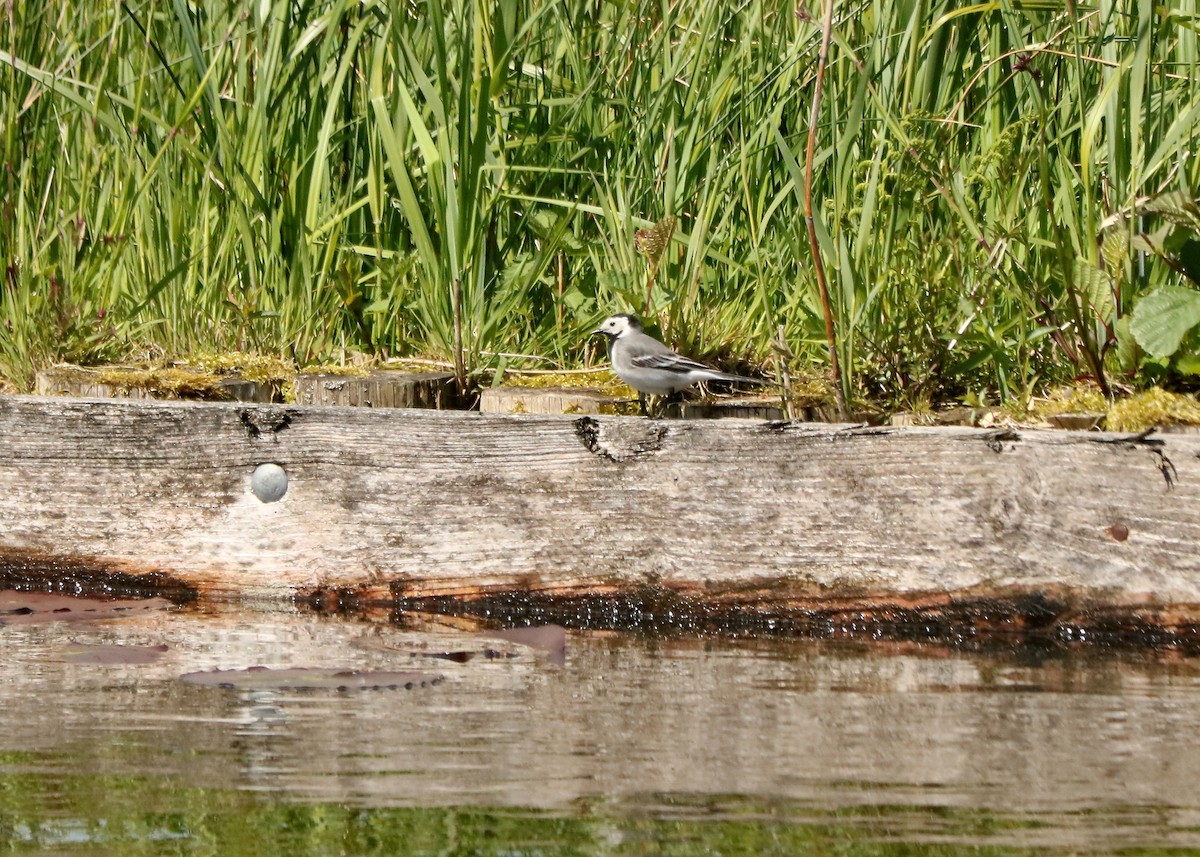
1177,353,1200,375
1113,315,1140,374
1100,230,1128,283
1140,191,1200,228
1075,258,1115,323
1129,285,1200,357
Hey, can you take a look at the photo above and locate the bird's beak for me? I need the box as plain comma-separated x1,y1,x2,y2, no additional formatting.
590,328,605,337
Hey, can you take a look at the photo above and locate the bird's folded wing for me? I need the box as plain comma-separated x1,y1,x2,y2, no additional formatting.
630,353,711,374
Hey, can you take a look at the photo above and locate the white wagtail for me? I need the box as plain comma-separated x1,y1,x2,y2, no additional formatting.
592,313,762,414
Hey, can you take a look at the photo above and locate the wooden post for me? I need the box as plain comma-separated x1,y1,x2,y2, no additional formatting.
36,366,279,403
292,370,456,409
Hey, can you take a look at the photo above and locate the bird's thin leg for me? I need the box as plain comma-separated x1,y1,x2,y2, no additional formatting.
638,392,649,417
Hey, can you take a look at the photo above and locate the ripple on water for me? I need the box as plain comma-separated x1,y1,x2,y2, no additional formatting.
1,606,1200,853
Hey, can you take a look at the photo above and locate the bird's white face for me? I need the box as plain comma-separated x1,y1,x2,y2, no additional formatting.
593,314,638,340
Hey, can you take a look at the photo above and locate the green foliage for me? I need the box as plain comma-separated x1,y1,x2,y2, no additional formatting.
1102,191,1200,378
2,0,1200,404
0,767,1086,856
1129,285,1200,358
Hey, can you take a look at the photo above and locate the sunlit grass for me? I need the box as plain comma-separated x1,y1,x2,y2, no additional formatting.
2,0,1198,405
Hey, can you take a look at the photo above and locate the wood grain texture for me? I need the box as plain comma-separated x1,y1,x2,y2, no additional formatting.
479,385,618,415
1,395,1197,609
292,370,454,409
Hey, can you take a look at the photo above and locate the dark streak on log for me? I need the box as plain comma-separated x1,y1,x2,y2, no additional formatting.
394,584,1200,650
0,547,198,604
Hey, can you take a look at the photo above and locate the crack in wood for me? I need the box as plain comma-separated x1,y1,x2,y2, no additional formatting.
1155,450,1179,489
834,423,896,437
1090,428,1179,489
758,421,898,441
239,407,295,440
982,428,1021,452
1092,427,1164,448
573,416,668,462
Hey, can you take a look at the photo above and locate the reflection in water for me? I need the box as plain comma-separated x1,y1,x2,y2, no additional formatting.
2,606,1200,854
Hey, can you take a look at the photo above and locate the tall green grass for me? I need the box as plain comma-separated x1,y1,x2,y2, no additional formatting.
2,0,1198,405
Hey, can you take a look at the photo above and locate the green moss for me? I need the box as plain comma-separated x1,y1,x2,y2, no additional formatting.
297,362,374,378
499,369,634,397
94,366,226,398
1029,385,1108,421
604,399,644,416
1107,387,1200,432
178,351,296,385
382,357,458,374
785,368,837,406
45,352,300,401
73,352,300,399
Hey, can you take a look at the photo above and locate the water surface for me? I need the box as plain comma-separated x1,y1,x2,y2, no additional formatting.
2,605,1199,854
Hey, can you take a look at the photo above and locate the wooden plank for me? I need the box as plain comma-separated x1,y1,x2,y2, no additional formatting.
0,396,1198,623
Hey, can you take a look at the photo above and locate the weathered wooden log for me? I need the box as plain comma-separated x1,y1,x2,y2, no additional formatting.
36,366,279,403
1,396,1199,637
292,370,455,409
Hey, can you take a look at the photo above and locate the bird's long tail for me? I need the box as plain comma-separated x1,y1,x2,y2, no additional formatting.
703,370,763,386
